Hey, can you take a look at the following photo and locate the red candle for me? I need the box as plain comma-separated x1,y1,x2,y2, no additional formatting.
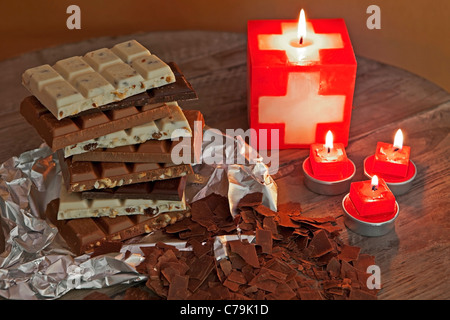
247,9,356,150
310,130,349,178
349,175,396,217
372,129,411,177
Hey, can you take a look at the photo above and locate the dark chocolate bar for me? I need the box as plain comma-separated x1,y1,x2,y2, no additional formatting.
58,150,193,192
21,96,172,151
81,177,186,200
69,62,198,118
46,198,190,255
71,109,204,164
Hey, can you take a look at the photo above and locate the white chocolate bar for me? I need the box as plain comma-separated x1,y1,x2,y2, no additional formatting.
22,40,175,120
57,183,186,220
63,102,192,157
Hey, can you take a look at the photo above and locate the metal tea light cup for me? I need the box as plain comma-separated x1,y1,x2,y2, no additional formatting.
303,157,356,196
363,156,417,196
342,193,399,237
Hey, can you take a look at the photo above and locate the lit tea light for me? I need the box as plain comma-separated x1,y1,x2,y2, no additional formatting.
364,129,417,196
310,130,348,177
303,130,355,195
349,175,396,217
373,129,410,177
342,175,400,237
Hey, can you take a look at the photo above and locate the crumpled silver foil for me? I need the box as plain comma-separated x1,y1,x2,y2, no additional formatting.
0,128,277,300
188,127,277,215
0,144,147,300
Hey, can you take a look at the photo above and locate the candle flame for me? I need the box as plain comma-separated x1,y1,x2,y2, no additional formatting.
393,129,403,150
371,175,379,190
324,130,334,151
297,9,307,44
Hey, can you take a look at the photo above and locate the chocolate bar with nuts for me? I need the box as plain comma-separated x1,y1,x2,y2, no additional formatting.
58,150,193,192
46,198,190,255
70,62,198,117
63,102,193,158
71,109,204,164
57,179,187,220
21,96,172,151
81,177,186,201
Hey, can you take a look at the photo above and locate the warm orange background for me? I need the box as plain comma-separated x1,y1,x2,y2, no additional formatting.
1,0,448,91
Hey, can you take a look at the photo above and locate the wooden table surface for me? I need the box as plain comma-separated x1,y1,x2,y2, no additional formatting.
0,31,449,300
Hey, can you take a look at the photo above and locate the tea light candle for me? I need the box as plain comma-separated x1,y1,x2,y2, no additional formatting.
303,130,355,195
364,129,417,196
342,175,400,237
310,130,349,178
372,129,411,177
349,175,396,217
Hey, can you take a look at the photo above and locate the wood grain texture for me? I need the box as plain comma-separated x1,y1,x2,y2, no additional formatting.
0,31,448,300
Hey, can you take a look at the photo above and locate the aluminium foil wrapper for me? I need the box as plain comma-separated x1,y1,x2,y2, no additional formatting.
0,128,277,299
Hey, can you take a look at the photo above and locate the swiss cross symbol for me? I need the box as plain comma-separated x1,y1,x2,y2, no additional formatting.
257,22,346,145
258,72,346,145
248,18,356,149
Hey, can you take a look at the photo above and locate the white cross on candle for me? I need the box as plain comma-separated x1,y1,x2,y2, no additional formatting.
258,72,346,144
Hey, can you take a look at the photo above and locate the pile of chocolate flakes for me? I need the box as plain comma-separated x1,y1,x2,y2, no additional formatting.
85,192,379,300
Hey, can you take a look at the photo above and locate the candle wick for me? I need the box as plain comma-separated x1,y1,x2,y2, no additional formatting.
394,147,399,152
327,147,330,153
299,37,303,45
372,185,378,191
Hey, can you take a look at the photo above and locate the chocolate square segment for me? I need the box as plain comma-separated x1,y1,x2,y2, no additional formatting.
46,198,190,255
58,150,192,192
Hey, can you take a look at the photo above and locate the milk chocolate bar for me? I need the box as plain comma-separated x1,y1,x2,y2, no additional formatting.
70,62,197,117
21,96,172,151
58,150,193,192
57,181,186,220
71,110,204,164
46,198,190,255
81,177,186,201
63,102,192,157
22,40,175,120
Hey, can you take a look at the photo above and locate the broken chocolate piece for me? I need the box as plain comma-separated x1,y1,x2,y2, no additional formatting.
307,230,335,258
237,192,263,208
256,229,272,254
229,240,260,268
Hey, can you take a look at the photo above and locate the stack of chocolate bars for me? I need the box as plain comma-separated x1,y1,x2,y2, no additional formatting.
20,40,204,255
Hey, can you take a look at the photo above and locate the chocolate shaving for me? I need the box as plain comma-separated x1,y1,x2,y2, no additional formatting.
131,192,378,300
237,192,263,208
229,240,260,268
256,229,272,254
306,230,334,258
